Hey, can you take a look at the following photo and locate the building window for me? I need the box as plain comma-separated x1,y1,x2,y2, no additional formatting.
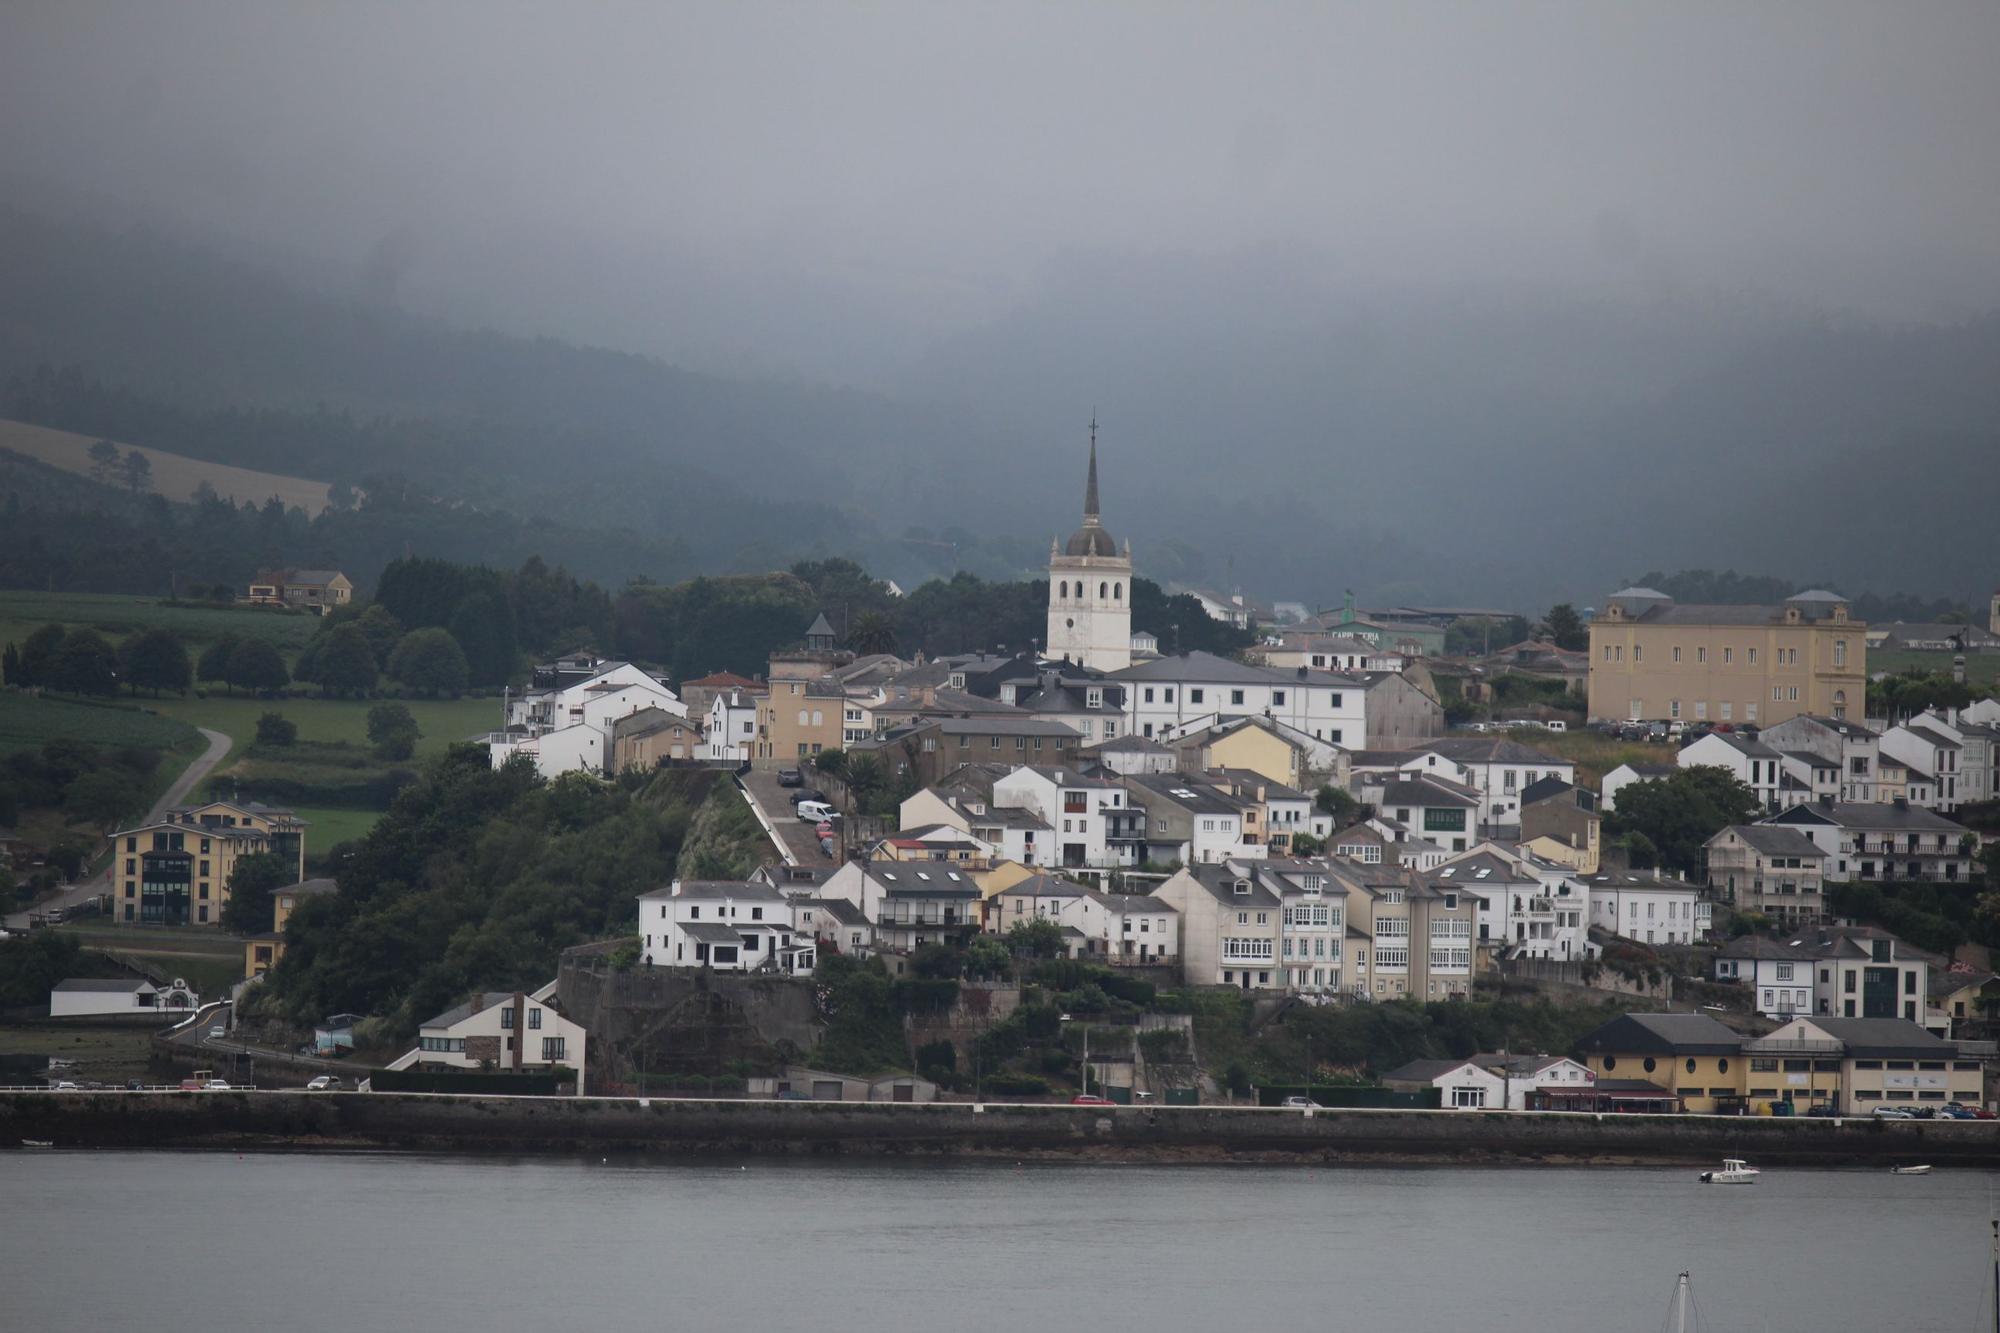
501,1008,515,1029
542,1037,566,1062
1834,640,1847,667
1672,646,1682,663
529,1008,543,1029
1670,700,1681,719
1723,647,1732,664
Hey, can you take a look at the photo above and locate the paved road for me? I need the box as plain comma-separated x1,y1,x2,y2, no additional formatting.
5,726,233,930
737,769,845,867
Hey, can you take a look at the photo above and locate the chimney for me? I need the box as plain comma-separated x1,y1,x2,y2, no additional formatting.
1894,796,1909,811
512,993,527,1071
468,993,486,1015
1818,794,1833,809
1296,666,1308,679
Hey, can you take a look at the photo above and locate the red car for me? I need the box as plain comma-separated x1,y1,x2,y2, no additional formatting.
1071,1094,1113,1105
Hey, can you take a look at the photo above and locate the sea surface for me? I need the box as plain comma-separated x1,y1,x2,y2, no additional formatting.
3,1151,1996,1332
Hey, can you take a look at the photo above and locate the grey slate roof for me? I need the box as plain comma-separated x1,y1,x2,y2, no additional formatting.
1793,1016,1955,1057
1380,777,1479,809
1717,936,1811,961
278,877,340,897
52,977,153,992
421,992,518,1031
681,921,750,945
1765,802,1968,833
1572,1012,1743,1055
1713,825,1826,858
1382,1058,1483,1084
1180,863,1281,908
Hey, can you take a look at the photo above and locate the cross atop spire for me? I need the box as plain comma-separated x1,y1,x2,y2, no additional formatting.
1084,410,1100,520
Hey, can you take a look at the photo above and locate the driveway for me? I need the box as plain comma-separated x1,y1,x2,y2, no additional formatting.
5,726,233,929
738,769,845,867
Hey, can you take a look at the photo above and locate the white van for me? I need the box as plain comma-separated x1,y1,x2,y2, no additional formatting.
796,800,837,823
1544,720,1568,733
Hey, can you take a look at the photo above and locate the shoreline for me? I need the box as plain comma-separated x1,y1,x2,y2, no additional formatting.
7,1090,1998,1167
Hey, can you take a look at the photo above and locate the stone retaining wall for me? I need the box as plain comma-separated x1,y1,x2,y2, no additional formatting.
5,1091,1997,1166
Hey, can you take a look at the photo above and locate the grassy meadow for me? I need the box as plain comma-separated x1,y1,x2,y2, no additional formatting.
0,590,321,669
0,690,201,757
0,416,334,514
1870,647,2000,688
152,694,498,755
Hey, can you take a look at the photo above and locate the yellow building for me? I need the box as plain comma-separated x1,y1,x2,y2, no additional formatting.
1171,716,1305,788
243,877,338,977
1746,1016,1984,1114
109,801,306,928
755,647,851,766
1587,588,1865,728
1573,1012,1747,1113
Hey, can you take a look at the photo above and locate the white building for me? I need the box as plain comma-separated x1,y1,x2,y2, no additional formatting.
1587,871,1703,946
1712,938,1814,1018
1480,1053,1597,1110
1601,762,1673,814
1114,651,1368,749
1760,714,1882,803
1381,1057,1507,1109
820,861,982,952
49,976,198,1018
703,688,761,763
1429,845,1588,960
395,983,587,1089
1120,771,1259,865
1408,738,1577,831
1679,731,1784,812
1046,426,1133,673
1880,718,1966,811
992,765,1136,870
988,874,1178,964
488,660,688,777
636,880,815,975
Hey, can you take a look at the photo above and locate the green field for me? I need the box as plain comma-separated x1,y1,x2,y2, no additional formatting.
288,804,383,849
151,694,499,755
1870,648,2000,688
0,589,321,667
0,691,201,756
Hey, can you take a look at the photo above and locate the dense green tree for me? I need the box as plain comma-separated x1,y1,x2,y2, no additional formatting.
218,851,298,934
255,712,298,746
387,627,470,696
226,637,290,694
846,610,899,656
1,641,21,687
1316,785,1360,826
447,591,517,687
49,629,120,695
197,635,240,691
63,766,146,829
121,449,153,493
1445,615,1533,656
367,702,421,761
0,931,84,1008
1005,919,1067,959
307,624,379,696
1539,604,1588,652
1605,766,1759,876
18,622,68,687
87,438,121,484
118,627,191,696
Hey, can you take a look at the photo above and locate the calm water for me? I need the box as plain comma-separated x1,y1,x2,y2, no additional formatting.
4,1152,1997,1332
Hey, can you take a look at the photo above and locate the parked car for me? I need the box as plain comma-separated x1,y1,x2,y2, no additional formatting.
48,1080,78,1091
306,1076,339,1091
1802,1102,1839,1117
1871,1105,1916,1119
796,800,837,823
208,1025,226,1039
1939,1105,1980,1119
1945,1102,1996,1120
1280,1096,1316,1109
202,1080,233,1092
788,787,828,806
1543,719,1568,733
1070,1094,1113,1105
777,768,805,787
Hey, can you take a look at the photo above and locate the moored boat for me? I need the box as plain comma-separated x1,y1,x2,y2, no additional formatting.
1697,1158,1758,1184
1891,1164,1933,1175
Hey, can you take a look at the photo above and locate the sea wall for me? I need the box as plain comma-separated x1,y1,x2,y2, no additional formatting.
6,1091,2000,1166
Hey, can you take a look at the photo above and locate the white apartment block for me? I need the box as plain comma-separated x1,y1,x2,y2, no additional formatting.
1113,651,1368,749
1587,871,1703,946
636,880,815,975
395,984,587,1089
703,688,761,763
489,661,688,777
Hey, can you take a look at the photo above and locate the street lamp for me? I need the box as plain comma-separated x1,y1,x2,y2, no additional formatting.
1061,1013,1089,1099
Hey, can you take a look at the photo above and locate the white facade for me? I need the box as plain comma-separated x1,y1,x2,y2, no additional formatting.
1116,653,1368,748
1601,763,1672,814
1678,733,1783,812
1432,845,1588,960
1760,715,1881,803
992,767,1131,870
1046,433,1133,673
637,881,814,975
402,984,587,1088
490,663,688,777
703,688,760,763
1406,742,1578,831
1714,950,1814,1019
49,977,198,1017
1880,720,1965,811
1587,872,1702,946
1496,1056,1595,1110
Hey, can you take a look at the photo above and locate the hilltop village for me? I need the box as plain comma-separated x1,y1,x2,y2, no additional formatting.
14,436,2000,1117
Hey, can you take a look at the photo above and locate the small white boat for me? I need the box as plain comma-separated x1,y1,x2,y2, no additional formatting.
1698,1157,1759,1184
20,1139,53,1149
1891,1164,1933,1175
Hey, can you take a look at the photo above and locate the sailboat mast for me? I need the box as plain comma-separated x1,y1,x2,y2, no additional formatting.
1676,1271,1690,1333
1989,1218,1997,1333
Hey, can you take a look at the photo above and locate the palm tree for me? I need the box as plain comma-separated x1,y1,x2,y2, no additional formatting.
847,610,899,657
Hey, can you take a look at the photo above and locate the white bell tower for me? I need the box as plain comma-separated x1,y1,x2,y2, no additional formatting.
1046,417,1132,672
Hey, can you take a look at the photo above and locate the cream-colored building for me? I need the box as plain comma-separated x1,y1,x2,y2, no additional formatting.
109,800,307,928
1587,588,1866,727
1745,1016,1982,1114
755,647,850,766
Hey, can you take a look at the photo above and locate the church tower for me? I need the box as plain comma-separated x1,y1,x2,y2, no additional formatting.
1046,419,1133,672
1990,585,1999,637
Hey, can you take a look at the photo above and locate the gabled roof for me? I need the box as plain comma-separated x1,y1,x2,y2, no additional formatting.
1786,1016,1955,1058
655,880,788,902
1418,737,1570,767
1709,825,1826,858
1086,733,1172,753
52,977,155,993
1764,801,1967,833
1379,775,1480,809
277,877,340,898
1178,863,1281,908
1519,775,1578,807
1573,1012,1743,1056
681,921,751,945
1717,936,1811,961
795,897,869,927
997,874,1091,899
420,992,521,1031
1685,731,1780,759
1381,1057,1485,1084
1931,970,1999,998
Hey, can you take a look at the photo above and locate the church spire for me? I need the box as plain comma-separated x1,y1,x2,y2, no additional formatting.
1083,411,1100,520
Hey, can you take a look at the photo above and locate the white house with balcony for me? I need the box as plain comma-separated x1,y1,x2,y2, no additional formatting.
1429,845,1588,960
992,766,1136,870
1759,714,1881,803
488,660,688,777
1712,938,1815,1018
390,983,587,1090
820,861,981,952
636,880,814,975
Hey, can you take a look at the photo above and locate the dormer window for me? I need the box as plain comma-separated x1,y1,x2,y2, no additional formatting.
1234,880,1251,895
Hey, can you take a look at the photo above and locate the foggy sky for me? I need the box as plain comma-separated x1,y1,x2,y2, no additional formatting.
5,1,1998,388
